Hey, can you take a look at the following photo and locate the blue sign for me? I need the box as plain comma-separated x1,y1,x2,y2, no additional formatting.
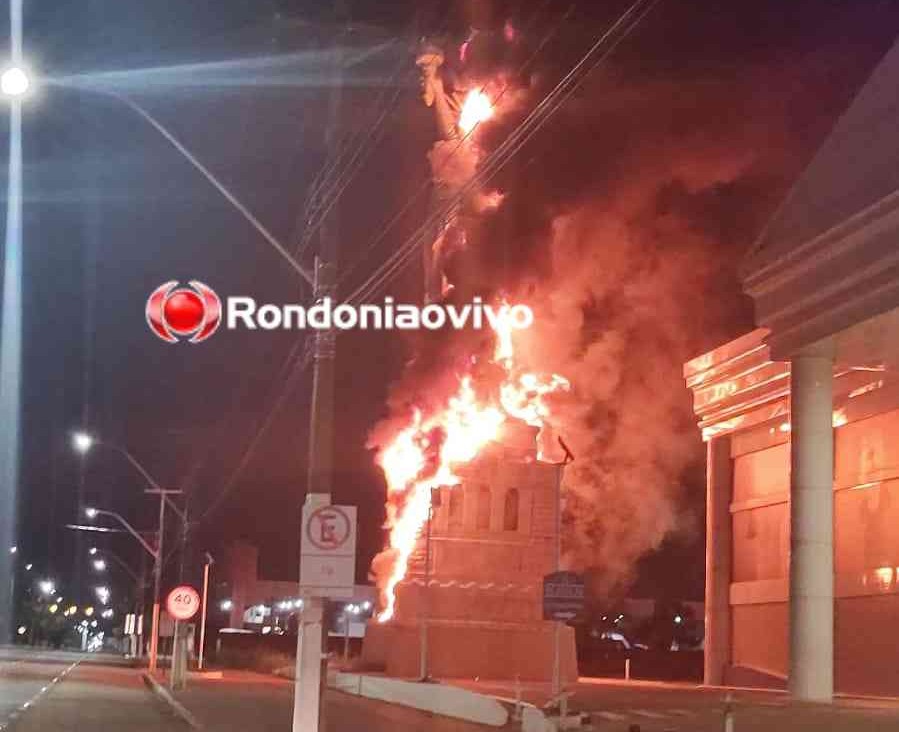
543,571,585,621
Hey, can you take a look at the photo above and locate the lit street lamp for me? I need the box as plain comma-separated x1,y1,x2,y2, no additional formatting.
84,505,163,669
38,579,55,596
76,435,186,673
0,66,29,97
92,559,107,572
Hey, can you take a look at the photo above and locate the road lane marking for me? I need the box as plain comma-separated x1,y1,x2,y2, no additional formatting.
0,659,81,730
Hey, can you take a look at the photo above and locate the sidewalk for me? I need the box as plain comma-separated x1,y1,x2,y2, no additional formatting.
157,669,510,732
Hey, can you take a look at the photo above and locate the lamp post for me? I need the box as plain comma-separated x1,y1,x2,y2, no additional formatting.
74,433,185,673
0,55,28,644
84,505,166,670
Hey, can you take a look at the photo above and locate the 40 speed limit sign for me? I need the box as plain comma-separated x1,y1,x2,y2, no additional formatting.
166,585,201,621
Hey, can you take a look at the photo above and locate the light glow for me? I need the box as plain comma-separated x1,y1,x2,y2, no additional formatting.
72,432,94,454
0,66,29,97
458,89,494,135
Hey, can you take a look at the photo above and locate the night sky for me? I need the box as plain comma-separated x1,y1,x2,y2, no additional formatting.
3,0,899,609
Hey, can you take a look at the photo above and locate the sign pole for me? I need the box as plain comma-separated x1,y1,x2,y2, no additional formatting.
552,463,563,699
294,496,329,732
164,584,201,690
198,556,212,671
294,500,357,732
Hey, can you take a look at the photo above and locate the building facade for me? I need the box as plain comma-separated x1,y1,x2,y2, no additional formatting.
684,36,899,700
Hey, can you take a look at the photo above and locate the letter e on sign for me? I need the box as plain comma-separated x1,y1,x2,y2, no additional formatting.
306,506,351,550
166,585,201,621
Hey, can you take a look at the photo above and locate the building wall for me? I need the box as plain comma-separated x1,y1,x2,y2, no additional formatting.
725,403,899,694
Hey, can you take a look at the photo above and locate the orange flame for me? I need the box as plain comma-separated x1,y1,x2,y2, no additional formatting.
375,305,568,621
458,89,494,136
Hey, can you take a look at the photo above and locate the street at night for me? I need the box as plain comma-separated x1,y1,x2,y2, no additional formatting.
2,0,899,730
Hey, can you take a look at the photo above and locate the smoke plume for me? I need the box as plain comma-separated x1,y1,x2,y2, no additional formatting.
369,19,867,595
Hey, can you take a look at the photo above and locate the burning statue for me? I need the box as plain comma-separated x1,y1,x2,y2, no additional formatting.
415,39,497,303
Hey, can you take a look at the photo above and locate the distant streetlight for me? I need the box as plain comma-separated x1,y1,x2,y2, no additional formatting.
9,545,16,554
38,579,55,596
220,599,233,612
71,431,94,455
95,586,110,605
24,563,31,571
92,559,107,572
0,66,29,97
74,437,185,674
88,547,98,556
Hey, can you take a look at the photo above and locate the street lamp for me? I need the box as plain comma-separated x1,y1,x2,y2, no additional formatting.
0,66,29,97
38,580,55,596
75,437,186,674
72,431,93,455
92,559,107,572
83,503,164,672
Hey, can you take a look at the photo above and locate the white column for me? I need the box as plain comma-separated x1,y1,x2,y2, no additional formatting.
704,435,732,686
293,597,325,732
789,344,834,702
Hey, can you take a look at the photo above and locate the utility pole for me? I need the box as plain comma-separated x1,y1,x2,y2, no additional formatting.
292,5,344,731
145,487,182,674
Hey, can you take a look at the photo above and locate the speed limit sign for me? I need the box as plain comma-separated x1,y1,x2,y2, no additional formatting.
166,585,201,621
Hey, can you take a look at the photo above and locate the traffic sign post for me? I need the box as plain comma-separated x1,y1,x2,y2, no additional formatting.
300,503,356,598
167,585,201,621
294,496,357,732
166,585,200,691
543,571,585,621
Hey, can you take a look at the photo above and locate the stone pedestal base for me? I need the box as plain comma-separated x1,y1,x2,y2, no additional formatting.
362,619,578,681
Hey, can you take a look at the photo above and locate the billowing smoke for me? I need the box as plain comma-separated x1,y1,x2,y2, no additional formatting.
369,15,862,597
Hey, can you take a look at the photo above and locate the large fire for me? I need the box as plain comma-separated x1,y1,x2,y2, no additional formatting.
458,89,494,136
375,308,569,621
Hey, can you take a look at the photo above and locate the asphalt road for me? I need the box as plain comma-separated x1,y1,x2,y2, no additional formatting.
0,647,187,731
5,645,899,731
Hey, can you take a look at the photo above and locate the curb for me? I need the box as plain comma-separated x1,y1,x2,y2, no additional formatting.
141,673,203,730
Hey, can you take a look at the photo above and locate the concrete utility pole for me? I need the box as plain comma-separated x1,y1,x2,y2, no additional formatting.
145,488,182,673
292,5,344,731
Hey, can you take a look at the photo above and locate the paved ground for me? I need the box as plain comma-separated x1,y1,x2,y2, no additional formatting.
451,676,899,731
5,645,899,731
168,669,504,731
0,647,500,731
